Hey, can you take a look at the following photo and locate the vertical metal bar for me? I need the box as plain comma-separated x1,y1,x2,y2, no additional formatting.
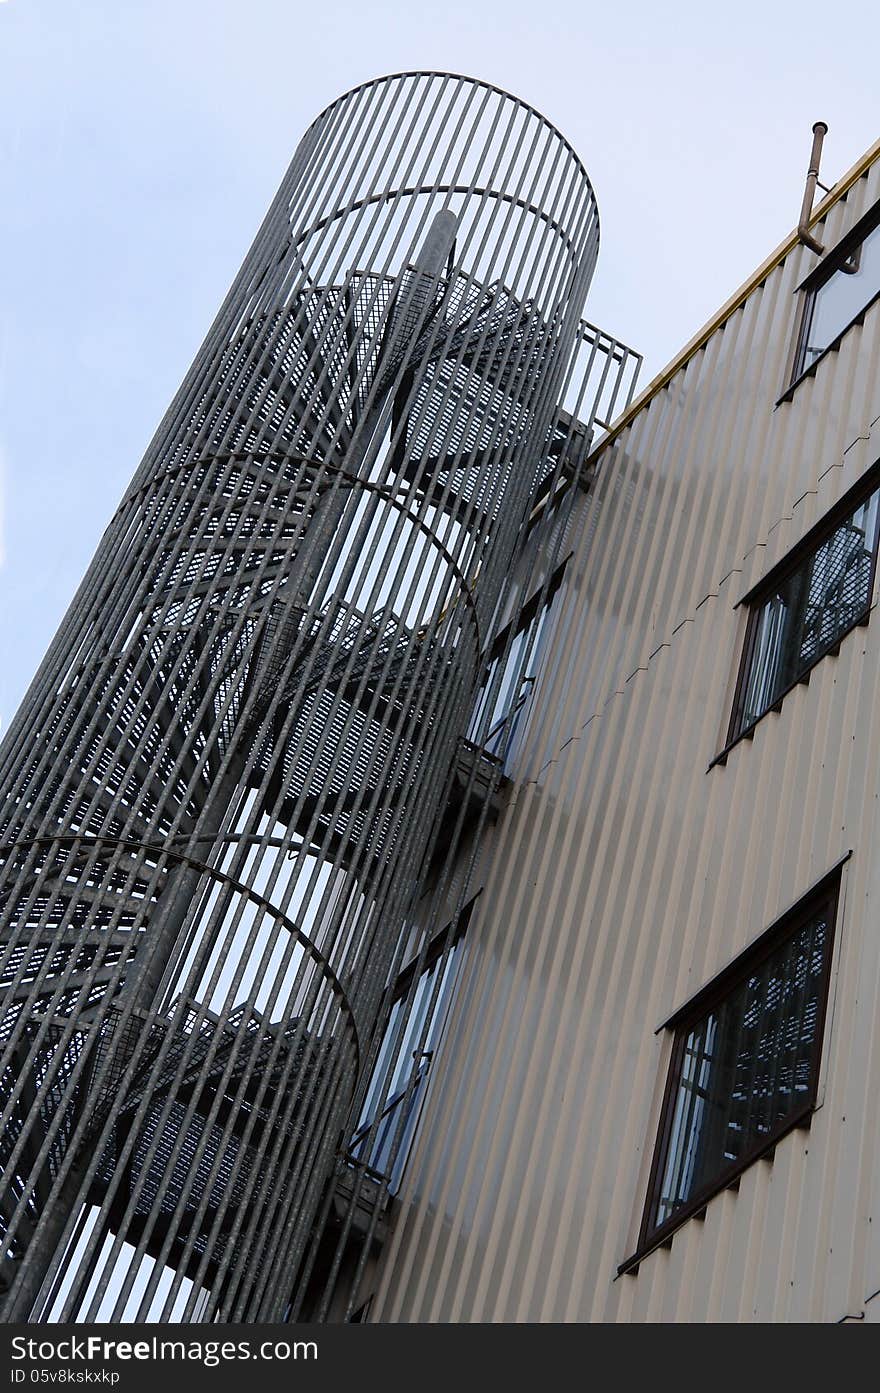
0,71,604,1323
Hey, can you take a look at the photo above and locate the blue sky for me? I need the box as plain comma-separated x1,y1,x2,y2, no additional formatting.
2,0,879,730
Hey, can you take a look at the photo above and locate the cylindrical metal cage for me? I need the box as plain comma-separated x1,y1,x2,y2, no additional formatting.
0,72,599,1322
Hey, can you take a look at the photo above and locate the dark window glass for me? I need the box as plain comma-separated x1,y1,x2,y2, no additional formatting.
729,483,880,743
468,599,554,768
796,217,880,378
348,933,465,1193
634,876,839,1260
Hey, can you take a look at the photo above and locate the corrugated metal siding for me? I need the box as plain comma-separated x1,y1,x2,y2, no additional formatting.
371,155,880,1322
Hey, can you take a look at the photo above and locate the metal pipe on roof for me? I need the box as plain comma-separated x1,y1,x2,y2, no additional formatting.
798,121,829,256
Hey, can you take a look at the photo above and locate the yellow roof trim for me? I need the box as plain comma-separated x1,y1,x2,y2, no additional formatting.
590,135,880,460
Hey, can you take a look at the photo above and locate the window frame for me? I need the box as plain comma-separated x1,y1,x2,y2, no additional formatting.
468,559,568,765
618,864,844,1276
712,462,880,767
781,196,880,401
345,897,477,1190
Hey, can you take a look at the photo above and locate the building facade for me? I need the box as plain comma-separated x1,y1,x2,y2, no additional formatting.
5,68,879,1326
365,134,880,1323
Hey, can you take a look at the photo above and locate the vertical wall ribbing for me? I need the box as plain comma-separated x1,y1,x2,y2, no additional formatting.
371,158,880,1323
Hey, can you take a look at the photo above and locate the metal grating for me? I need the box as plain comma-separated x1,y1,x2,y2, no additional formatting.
0,72,602,1322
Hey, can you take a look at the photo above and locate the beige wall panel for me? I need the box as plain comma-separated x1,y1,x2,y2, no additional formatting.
372,153,880,1322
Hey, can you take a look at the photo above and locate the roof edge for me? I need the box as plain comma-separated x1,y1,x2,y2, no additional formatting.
589,134,880,460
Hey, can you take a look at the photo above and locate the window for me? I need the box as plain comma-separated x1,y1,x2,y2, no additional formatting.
468,576,562,769
468,609,551,763
621,869,841,1272
792,202,880,384
347,906,472,1192
724,471,880,749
